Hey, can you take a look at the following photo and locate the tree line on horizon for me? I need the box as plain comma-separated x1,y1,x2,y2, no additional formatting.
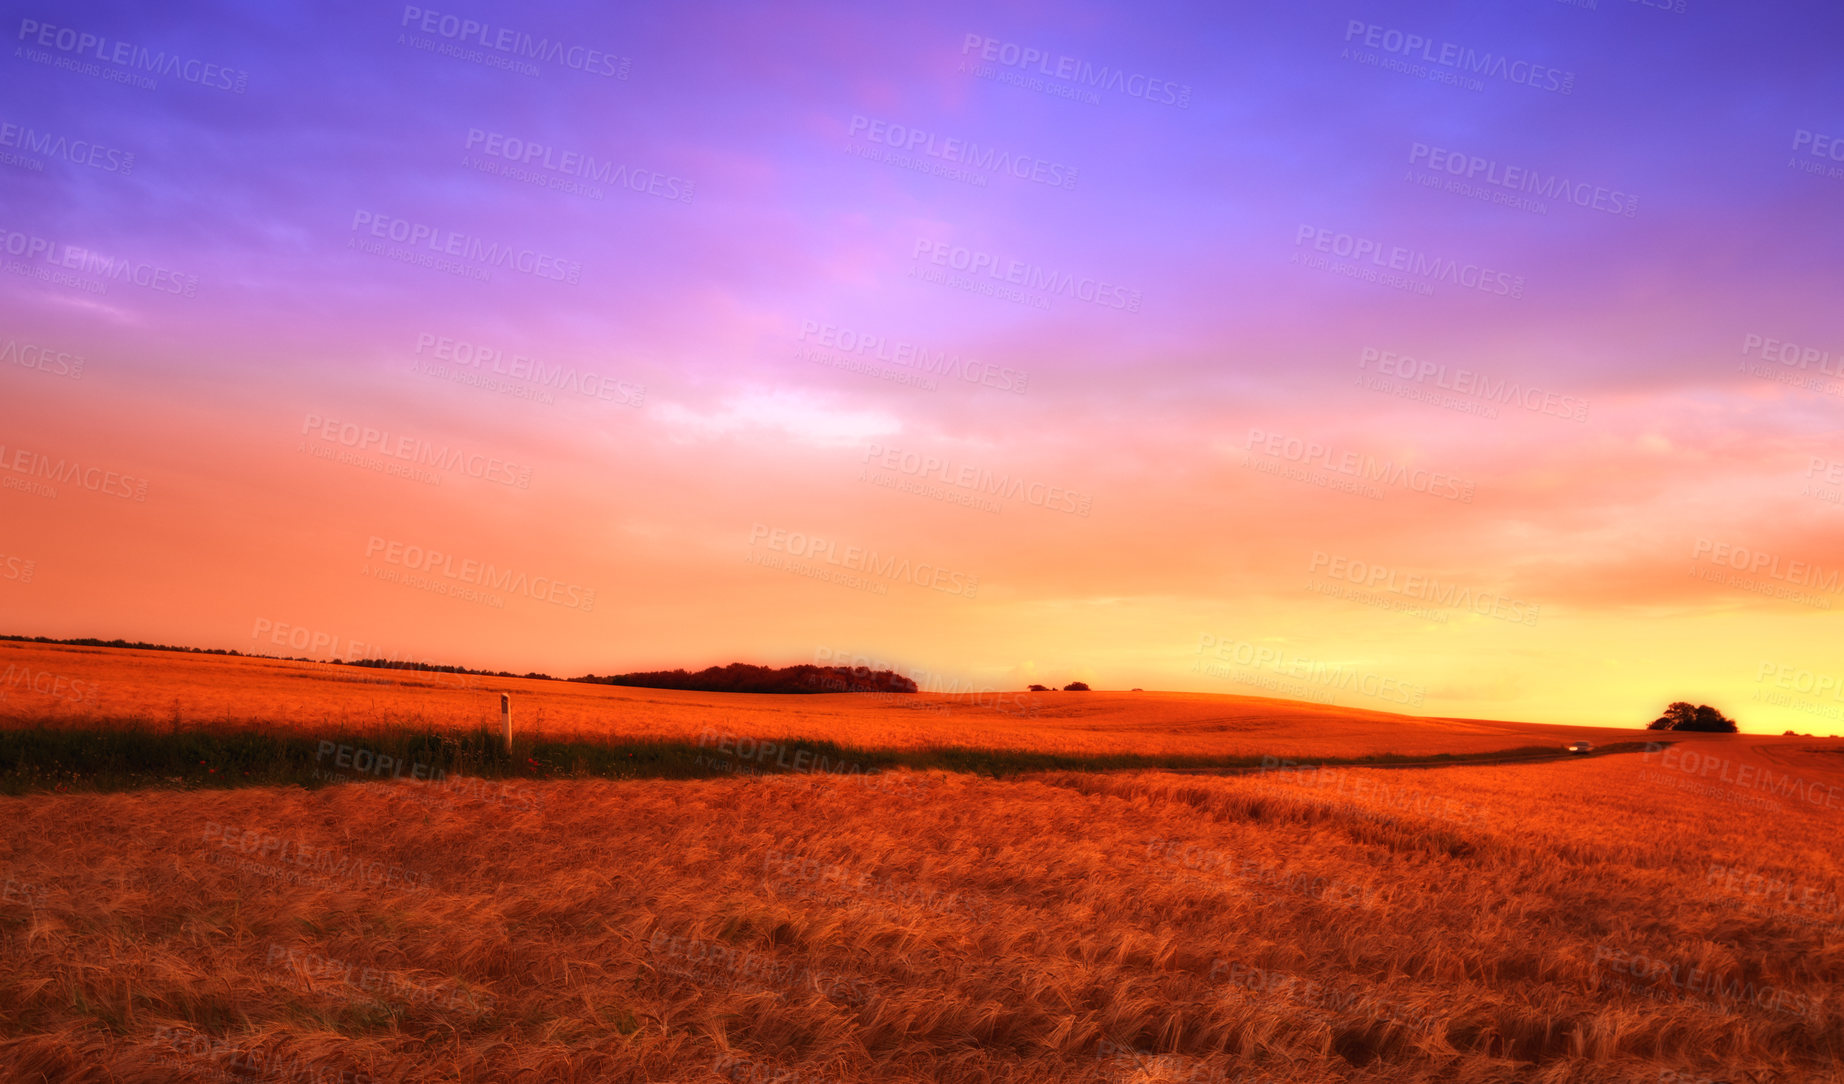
3,639,1782,723
1647,701,1738,733
573,663,919,695
0,636,917,694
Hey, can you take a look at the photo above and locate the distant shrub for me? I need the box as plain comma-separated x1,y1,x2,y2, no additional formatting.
574,664,917,695
1648,701,1737,733
1064,682,1090,692
350,658,553,681
1027,684,1050,692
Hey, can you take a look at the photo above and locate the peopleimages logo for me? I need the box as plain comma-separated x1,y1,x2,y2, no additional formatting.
15,18,249,93
0,118,134,174
1194,634,1426,708
0,229,198,296
299,414,533,488
364,536,597,611
249,618,469,676
1756,661,1844,705
1690,537,1842,602
414,333,644,405
1641,744,1843,813
1342,21,1574,95
1408,142,1636,217
0,443,149,501
1293,224,1524,299
1359,347,1588,423
398,7,629,78
796,320,1028,393
911,239,1142,312
1244,429,1476,503
0,663,97,703
463,129,694,202
959,34,1191,108
348,211,582,284
1793,129,1844,162
1740,333,1844,376
0,338,85,379
861,442,1092,516
1308,551,1540,627
747,523,980,599
847,115,1078,190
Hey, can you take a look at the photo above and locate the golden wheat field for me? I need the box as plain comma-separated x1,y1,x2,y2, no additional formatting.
4,643,1844,1082
0,640,1652,758
3,749,1843,1082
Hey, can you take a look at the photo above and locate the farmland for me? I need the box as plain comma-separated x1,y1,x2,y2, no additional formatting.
1,642,1841,1082
1,639,1648,759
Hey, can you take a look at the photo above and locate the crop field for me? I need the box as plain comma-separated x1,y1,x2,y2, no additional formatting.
0,641,1649,759
3,644,1842,1083
12,0,1838,1080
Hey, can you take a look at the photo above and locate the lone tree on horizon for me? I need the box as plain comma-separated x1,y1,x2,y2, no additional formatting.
1648,701,1738,733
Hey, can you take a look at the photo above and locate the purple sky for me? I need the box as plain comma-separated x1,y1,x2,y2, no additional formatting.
5,0,1844,731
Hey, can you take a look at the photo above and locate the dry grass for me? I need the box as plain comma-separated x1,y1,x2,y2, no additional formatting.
6,642,1839,1081
2,640,1649,758
3,743,1842,1082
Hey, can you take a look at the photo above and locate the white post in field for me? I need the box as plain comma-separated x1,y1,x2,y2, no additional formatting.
501,693,512,752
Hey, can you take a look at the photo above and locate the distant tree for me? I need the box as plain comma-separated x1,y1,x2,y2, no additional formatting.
1130,687,1143,692
1649,701,1737,733
574,663,917,695
1686,704,1737,732
1064,682,1090,692
1027,684,1049,692
1785,730,1799,737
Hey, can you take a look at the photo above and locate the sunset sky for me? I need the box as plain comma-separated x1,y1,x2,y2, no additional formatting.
4,0,1843,734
